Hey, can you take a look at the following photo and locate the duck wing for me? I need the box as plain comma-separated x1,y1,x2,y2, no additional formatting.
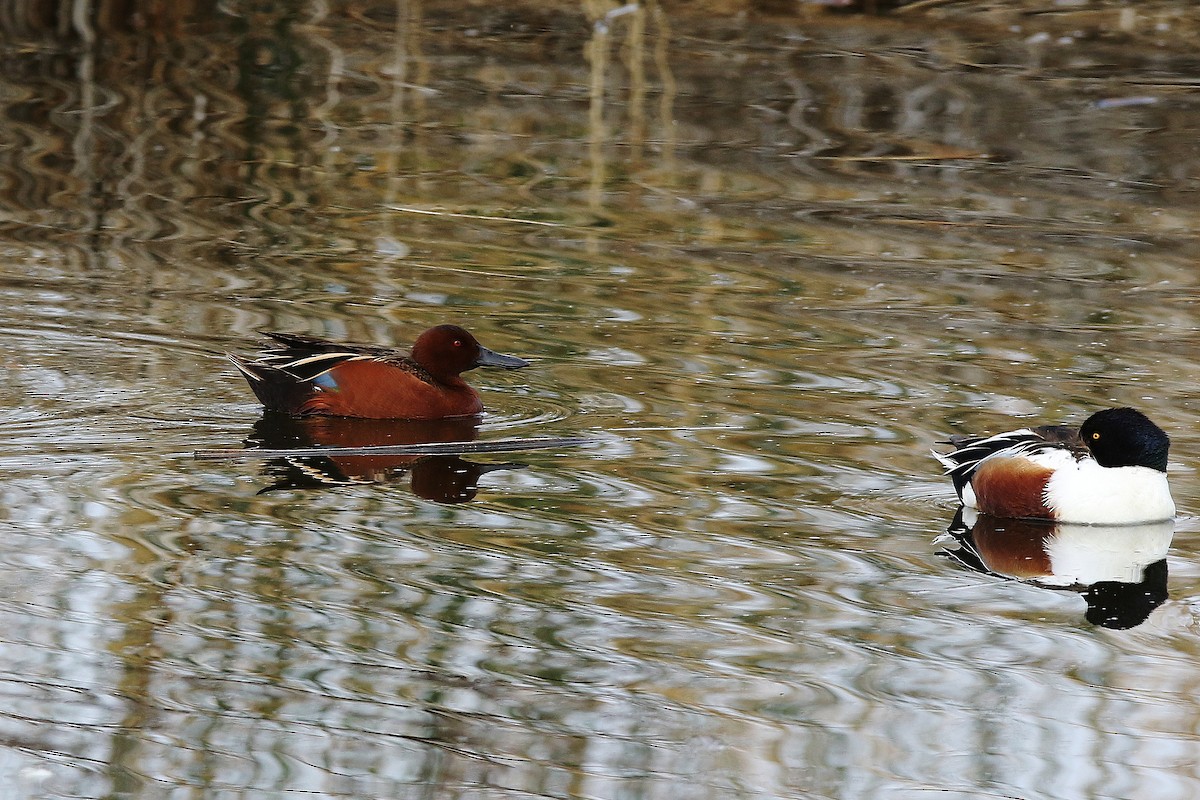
935,427,1086,497
254,332,408,381
259,332,398,358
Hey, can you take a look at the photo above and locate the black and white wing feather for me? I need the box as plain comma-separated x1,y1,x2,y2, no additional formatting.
933,428,1077,498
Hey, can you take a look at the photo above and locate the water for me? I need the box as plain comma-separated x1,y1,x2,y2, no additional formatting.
3,2,1200,798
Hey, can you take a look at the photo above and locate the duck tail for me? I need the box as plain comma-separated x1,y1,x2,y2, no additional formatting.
227,354,314,415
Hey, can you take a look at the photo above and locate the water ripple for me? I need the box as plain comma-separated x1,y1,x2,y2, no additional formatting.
3,5,1200,798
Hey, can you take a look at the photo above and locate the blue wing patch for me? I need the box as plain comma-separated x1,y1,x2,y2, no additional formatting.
312,372,339,391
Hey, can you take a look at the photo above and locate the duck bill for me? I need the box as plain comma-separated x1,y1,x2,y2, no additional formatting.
474,347,530,370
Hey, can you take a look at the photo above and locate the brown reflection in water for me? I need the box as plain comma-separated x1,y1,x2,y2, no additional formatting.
248,412,523,502
940,509,1172,629
105,550,169,797
382,0,432,207
4,0,1200,265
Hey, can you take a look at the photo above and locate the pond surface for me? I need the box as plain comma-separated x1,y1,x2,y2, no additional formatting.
4,1,1200,798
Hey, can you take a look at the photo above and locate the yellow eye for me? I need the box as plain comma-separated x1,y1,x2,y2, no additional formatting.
1091,432,1101,440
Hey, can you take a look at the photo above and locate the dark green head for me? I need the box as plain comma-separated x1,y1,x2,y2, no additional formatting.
1080,407,1169,472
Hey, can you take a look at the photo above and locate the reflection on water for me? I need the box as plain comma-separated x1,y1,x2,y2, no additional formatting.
5,1,1200,798
247,412,524,500
940,509,1173,629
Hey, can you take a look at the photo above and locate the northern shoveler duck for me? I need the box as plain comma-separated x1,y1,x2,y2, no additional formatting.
934,407,1174,524
228,325,529,419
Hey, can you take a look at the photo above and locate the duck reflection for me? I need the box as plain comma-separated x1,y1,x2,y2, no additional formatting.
247,412,524,503
940,508,1173,629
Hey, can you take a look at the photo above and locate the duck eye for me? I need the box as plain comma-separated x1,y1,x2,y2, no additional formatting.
452,340,463,348
1091,432,1101,440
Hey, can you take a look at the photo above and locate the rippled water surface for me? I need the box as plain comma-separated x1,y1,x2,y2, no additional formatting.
5,1,1200,798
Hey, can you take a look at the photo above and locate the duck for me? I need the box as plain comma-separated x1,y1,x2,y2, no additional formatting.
933,407,1174,524
228,324,529,419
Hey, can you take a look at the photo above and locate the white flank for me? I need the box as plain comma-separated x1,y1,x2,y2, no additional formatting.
954,446,1175,525
1043,458,1175,525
